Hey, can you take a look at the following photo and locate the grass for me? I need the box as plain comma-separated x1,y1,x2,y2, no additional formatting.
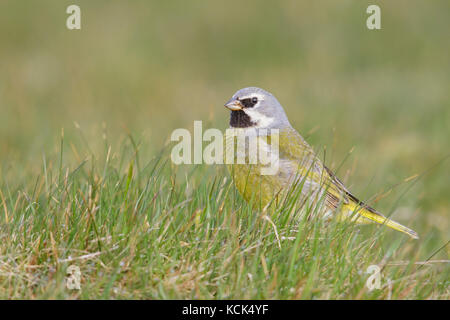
0,1,449,299
0,134,448,299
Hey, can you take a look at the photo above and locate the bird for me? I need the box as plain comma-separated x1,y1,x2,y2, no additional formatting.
223,87,418,239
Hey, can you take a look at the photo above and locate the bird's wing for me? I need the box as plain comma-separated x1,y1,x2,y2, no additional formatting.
278,127,322,174
278,127,419,239
278,127,351,209
279,128,381,209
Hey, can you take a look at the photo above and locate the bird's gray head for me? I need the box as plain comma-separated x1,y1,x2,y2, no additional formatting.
224,87,290,129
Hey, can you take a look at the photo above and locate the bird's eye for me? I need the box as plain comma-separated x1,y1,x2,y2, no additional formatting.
240,97,257,108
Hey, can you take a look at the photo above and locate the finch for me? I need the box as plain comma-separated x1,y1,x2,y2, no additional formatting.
224,87,418,239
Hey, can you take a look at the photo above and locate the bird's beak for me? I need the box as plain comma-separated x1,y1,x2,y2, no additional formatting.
224,98,243,111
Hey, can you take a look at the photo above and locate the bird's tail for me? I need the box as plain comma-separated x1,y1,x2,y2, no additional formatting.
343,201,419,239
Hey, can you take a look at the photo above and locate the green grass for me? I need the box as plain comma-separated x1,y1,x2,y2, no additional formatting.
0,135,447,299
0,1,449,299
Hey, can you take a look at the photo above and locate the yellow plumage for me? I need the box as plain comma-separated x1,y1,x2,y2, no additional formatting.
226,127,418,239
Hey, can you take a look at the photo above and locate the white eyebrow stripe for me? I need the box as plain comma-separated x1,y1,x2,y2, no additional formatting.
238,93,266,101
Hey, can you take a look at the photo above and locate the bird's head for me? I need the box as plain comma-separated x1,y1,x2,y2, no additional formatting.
224,87,290,129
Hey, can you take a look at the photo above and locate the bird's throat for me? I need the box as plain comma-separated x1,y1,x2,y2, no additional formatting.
230,110,256,128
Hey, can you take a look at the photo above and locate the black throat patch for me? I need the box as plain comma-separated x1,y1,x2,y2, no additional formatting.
230,110,256,128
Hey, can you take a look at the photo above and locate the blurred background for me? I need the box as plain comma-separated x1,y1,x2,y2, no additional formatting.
0,1,449,241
